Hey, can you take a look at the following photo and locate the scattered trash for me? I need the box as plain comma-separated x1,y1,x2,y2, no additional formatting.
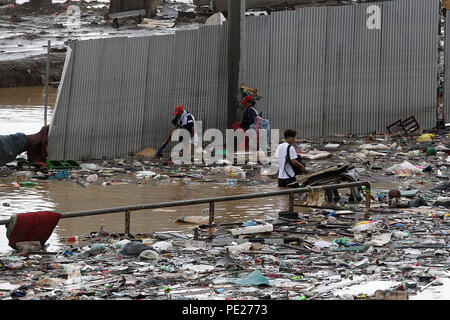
205,12,226,25
19,181,37,187
0,123,449,301
151,241,173,252
86,174,98,183
135,170,157,179
354,221,380,232
417,134,435,143
138,18,175,30
120,241,151,256
139,249,160,261
176,216,210,225
48,170,68,180
385,161,423,176
80,163,100,171
374,290,409,300
367,233,392,247
230,224,273,236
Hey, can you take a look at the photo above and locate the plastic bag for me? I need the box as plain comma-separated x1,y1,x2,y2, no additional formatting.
416,134,435,143
235,270,270,286
135,170,157,179
120,241,151,256
385,161,423,176
359,143,390,150
354,221,380,232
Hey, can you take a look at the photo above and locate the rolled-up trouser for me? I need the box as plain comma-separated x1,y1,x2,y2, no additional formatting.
278,177,299,188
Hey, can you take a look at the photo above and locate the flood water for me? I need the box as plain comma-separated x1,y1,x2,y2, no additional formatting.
0,86,289,253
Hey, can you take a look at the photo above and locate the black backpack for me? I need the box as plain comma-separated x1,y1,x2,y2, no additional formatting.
284,144,305,177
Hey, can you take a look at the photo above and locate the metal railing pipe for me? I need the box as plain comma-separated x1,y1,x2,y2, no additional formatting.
0,182,371,229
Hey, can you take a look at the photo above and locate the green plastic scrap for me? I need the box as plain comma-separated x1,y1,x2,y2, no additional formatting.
333,238,348,245
235,270,270,287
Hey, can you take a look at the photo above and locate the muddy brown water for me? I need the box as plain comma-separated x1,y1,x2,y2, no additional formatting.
0,86,412,254
0,86,290,253
0,86,57,135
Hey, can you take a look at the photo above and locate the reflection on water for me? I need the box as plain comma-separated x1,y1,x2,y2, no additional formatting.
0,176,287,253
0,86,57,135
51,180,285,236
0,86,287,253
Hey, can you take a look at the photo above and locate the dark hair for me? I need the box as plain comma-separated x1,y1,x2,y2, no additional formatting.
284,129,297,139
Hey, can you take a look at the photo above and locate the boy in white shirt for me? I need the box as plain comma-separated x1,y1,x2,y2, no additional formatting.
275,129,306,187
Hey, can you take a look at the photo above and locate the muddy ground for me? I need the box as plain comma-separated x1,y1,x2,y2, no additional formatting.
0,1,106,87
0,52,65,87
0,0,203,88
0,0,373,88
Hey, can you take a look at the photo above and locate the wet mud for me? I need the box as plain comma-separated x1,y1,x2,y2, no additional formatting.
0,52,65,87
0,0,201,88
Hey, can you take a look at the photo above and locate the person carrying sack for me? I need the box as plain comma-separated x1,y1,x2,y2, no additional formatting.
238,95,271,150
275,129,306,188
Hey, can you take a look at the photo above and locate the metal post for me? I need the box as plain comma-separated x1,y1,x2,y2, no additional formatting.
208,201,215,236
125,209,131,234
209,201,215,225
289,193,295,212
193,228,199,240
226,0,246,129
44,40,50,126
364,188,371,219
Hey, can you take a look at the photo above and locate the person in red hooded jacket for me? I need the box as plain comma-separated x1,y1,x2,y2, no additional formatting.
239,95,259,131
172,105,195,137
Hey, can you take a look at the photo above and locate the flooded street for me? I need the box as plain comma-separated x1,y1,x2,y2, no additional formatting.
0,87,441,255
0,86,291,253
0,0,448,304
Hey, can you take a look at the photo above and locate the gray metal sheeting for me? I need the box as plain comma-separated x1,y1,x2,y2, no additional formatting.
445,10,450,122
49,0,439,160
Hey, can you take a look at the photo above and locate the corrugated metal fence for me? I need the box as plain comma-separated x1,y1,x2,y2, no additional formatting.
48,0,439,160
444,8,450,123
